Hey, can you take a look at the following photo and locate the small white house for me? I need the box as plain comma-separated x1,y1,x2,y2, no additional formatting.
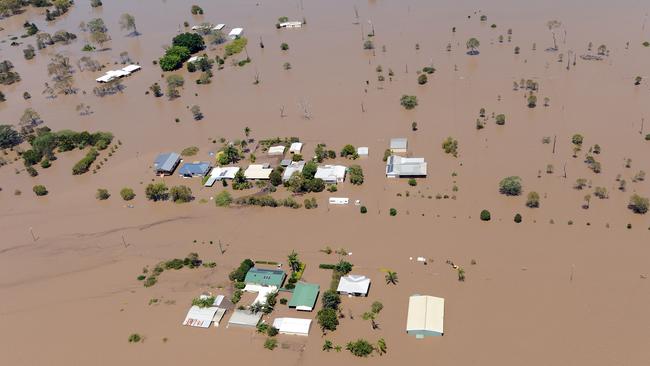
337,275,371,296
357,147,369,157
244,164,272,180
279,21,303,28
390,138,408,153
214,24,226,31
272,318,312,336
228,27,244,39
289,142,303,154
268,146,286,156
204,166,240,186
283,161,305,182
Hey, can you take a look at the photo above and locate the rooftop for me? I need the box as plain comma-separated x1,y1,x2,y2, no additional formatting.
337,274,371,295
154,152,181,173
390,138,408,150
287,282,320,311
406,295,445,336
178,162,211,177
244,267,286,288
386,155,427,177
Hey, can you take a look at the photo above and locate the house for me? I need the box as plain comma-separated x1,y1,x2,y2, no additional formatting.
227,309,262,328
280,159,292,167
182,294,229,328
121,64,141,73
337,275,371,296
268,145,286,156
289,142,303,154
244,164,272,180
214,24,225,31
315,165,346,184
406,295,445,338
95,65,140,83
283,161,305,182
357,147,369,157
228,27,243,39
272,318,312,336
386,155,427,178
287,282,319,311
278,21,303,28
204,166,240,186
188,55,207,63
243,283,278,305
390,138,408,153
153,152,181,175
245,268,286,288
178,162,211,178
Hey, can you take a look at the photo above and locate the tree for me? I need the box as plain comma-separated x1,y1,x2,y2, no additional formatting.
340,144,357,158
33,185,48,196
571,134,584,146
172,33,205,54
526,191,540,208
442,137,459,157
96,188,110,200
119,13,138,36
0,60,21,85
0,125,21,148
145,182,169,201
457,267,466,281
206,29,226,45
346,339,374,357
480,209,491,221
317,308,338,332
628,194,649,214
87,18,110,48
348,165,364,185
166,74,184,99
215,190,233,207
499,176,522,196
90,0,102,7
287,250,301,272
335,260,353,275
322,289,341,310
417,73,428,85
47,54,75,95
514,213,522,223
20,108,43,133
466,37,480,55
280,42,289,50
385,271,398,285
190,105,203,120
496,114,506,125
170,185,193,203
400,95,418,110
376,338,387,355
190,5,203,14
120,187,135,201
159,46,190,71
218,144,240,165
527,94,537,108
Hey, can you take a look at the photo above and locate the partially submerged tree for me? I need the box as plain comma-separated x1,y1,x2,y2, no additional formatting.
499,176,522,196
466,37,480,55
119,13,139,36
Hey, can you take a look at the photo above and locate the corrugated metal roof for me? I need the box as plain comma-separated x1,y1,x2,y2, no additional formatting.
154,152,180,173
287,282,319,310
406,295,444,335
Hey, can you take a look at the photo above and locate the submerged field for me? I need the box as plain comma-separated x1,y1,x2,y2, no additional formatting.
1,0,650,365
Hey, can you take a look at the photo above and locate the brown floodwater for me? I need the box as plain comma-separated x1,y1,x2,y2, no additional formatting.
1,0,650,365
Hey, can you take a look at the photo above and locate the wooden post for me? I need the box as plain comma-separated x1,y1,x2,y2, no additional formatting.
552,135,556,154
640,118,644,135
219,240,225,254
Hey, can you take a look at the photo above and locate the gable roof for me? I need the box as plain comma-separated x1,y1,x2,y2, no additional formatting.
337,275,370,295
244,164,272,179
244,267,286,287
288,282,320,310
154,152,180,173
283,161,305,181
272,317,311,335
178,162,211,176
390,138,408,150
386,155,427,177
406,295,445,335
315,165,346,183
228,309,262,327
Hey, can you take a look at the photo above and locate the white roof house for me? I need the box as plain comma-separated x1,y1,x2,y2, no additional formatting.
315,165,346,184
289,142,303,154
390,138,408,153
228,27,244,39
227,309,262,328
204,166,240,186
283,161,305,182
386,155,427,178
268,145,286,156
244,164,272,180
121,64,141,73
279,21,303,28
182,306,225,328
188,55,207,63
406,295,445,338
272,318,312,336
337,275,371,296
243,284,278,305
214,24,226,30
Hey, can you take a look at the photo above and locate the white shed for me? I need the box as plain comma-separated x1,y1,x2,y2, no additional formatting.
268,145,286,156
406,295,445,338
337,275,371,296
289,142,303,154
272,317,312,336
228,27,244,39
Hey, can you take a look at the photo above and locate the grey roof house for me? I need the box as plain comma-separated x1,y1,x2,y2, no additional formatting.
283,161,305,182
179,162,211,177
386,155,427,178
390,138,408,153
154,152,181,175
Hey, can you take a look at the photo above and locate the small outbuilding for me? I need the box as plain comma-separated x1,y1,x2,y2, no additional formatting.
329,197,349,205
357,147,369,157
272,317,312,336
288,282,320,311
178,162,211,177
227,309,262,328
154,152,181,175
214,23,226,31
289,142,303,154
315,165,347,184
337,275,371,297
268,145,286,156
406,295,445,338
278,21,303,29
228,27,244,39
390,138,408,153
280,159,292,167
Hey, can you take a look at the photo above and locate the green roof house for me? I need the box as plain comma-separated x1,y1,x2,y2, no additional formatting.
244,268,286,288
288,282,320,311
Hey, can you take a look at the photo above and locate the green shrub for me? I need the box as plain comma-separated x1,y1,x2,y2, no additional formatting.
145,182,169,201
33,185,48,196
360,206,367,214
280,42,289,50
170,185,193,203
317,308,339,331
72,148,99,175
408,178,417,186
389,208,397,216
215,190,233,207
348,165,364,185
120,187,135,201
40,159,51,168
264,338,277,350
496,114,506,125
26,166,38,177
499,176,522,196
229,259,254,282
96,188,110,200
128,333,142,343
400,95,418,110
225,37,248,56
514,213,522,223
417,73,428,85
346,339,374,357
480,209,491,221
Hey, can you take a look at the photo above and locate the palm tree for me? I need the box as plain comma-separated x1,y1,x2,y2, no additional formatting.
466,37,480,55
457,267,466,282
249,302,263,314
244,126,251,137
288,250,300,272
385,271,398,285
376,338,387,355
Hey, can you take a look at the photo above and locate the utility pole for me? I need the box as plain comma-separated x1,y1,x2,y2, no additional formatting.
552,135,557,154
